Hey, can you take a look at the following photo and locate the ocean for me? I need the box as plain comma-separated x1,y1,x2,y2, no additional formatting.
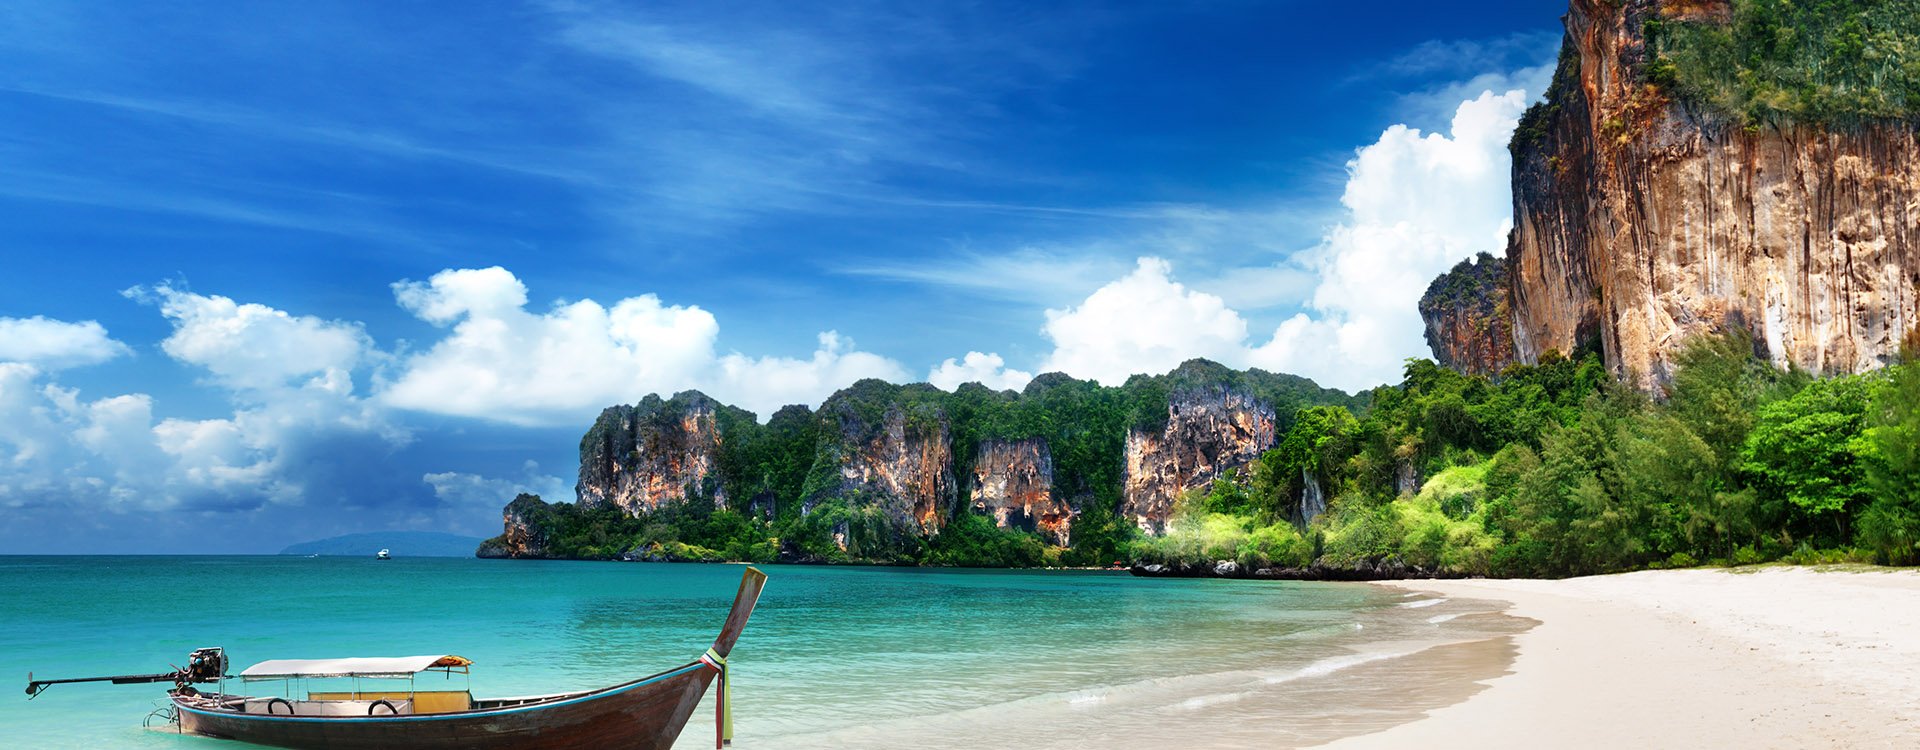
0,557,1527,749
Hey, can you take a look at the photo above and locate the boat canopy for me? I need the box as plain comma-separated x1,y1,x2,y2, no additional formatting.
239,655,472,681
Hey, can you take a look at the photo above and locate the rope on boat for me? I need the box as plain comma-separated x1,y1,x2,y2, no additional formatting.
698,648,732,748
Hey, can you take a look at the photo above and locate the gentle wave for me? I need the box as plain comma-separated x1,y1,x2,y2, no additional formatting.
1172,650,1427,714
1178,691,1255,710
1065,689,1107,707
1399,597,1448,608
1264,650,1414,684
1427,613,1462,624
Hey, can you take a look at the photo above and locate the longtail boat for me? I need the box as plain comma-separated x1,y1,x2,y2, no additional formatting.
25,567,767,750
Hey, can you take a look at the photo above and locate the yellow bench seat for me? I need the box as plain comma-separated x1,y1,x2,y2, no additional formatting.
306,690,472,715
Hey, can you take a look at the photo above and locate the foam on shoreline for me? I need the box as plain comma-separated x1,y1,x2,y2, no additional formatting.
744,591,1531,750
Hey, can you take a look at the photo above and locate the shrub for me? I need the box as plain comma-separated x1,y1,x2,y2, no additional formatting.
1397,474,1498,575
1730,545,1767,566
1240,524,1314,569
1319,497,1404,568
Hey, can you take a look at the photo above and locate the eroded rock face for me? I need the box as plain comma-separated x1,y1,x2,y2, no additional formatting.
476,493,552,559
576,392,728,514
1420,252,1519,375
811,395,955,536
1121,389,1277,534
1508,0,1920,387
969,438,1070,545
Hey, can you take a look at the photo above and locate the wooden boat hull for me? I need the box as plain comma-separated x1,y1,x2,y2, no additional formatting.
174,663,716,750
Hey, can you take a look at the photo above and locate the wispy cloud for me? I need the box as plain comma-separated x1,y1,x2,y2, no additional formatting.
843,248,1134,305
836,197,1333,312
1356,30,1561,81
1343,30,1562,128
530,0,1123,227
0,85,607,187
0,167,430,245
556,20,882,131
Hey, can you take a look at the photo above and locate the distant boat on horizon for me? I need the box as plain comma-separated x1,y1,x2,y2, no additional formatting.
278,532,484,558
376,549,390,560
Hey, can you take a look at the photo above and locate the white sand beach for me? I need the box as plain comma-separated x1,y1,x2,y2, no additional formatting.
1317,567,1920,749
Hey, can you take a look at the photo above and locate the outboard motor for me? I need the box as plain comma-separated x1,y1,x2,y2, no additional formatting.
26,647,229,698
183,648,227,686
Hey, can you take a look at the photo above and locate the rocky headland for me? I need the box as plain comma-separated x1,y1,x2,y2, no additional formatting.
1420,0,1920,389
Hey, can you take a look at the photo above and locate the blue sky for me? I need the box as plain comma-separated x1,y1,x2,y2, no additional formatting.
0,1,1564,553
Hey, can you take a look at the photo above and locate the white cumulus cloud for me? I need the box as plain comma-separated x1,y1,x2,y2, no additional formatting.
0,316,130,369
382,266,906,424
927,351,1034,392
1247,89,1529,389
715,332,909,415
133,283,374,393
1039,257,1251,385
0,293,406,514
1034,89,1532,392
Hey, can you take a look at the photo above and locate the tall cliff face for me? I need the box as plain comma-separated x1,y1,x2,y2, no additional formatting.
576,392,730,514
1121,389,1278,534
969,438,1069,545
1420,252,1520,375
807,383,955,537
1505,0,1920,387
476,493,555,559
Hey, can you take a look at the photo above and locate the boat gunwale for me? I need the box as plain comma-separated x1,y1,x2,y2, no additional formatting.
173,661,707,724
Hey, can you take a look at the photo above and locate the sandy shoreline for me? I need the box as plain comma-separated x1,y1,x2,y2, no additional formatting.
1315,567,1920,749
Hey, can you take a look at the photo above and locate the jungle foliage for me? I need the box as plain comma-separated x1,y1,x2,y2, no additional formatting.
1647,0,1920,124
1137,332,1920,577
488,332,1920,577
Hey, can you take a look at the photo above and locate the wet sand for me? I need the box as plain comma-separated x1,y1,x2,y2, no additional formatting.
730,587,1535,750
1315,567,1920,749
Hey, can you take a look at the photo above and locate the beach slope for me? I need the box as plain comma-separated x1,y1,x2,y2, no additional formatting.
1319,567,1920,750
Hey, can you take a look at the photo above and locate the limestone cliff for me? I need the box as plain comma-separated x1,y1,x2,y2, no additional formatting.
969,438,1069,545
1420,252,1519,375
1501,0,1920,387
576,391,732,514
1121,388,1277,534
475,493,555,559
485,361,1358,561
805,381,955,537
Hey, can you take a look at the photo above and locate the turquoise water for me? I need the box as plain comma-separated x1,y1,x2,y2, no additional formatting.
0,557,1524,749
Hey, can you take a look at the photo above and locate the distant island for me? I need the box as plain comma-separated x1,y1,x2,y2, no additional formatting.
280,531,484,558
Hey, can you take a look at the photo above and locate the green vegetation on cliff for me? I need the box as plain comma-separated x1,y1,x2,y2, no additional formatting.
1136,333,1920,577
483,364,1361,567
1648,0,1920,124
486,334,1920,576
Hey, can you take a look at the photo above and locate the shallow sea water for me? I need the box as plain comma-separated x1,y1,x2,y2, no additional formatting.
0,557,1527,748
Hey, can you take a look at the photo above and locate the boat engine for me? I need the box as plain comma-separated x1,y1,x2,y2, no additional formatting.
25,646,229,698
183,648,227,685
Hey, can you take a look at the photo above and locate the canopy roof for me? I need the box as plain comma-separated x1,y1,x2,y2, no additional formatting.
240,655,472,681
